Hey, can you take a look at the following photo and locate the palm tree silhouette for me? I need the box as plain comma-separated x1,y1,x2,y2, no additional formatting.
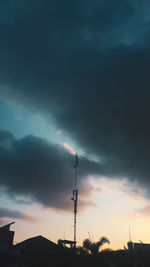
83,237,110,255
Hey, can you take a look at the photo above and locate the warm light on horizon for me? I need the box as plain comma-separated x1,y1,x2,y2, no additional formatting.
4,178,149,251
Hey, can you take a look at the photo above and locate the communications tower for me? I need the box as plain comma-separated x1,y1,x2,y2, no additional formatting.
71,153,78,247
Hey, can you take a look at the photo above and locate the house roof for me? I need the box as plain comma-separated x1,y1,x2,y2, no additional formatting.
14,235,58,252
0,222,15,231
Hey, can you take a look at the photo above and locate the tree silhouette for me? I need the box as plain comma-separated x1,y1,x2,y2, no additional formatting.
83,237,110,255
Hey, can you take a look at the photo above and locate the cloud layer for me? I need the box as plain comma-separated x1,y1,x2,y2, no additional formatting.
0,206,37,222
0,1,150,204
0,129,103,211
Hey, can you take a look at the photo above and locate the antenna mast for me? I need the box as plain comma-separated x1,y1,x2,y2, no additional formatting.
129,224,131,242
71,153,78,247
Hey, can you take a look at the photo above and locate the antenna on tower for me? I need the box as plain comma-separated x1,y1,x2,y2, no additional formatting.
71,153,79,248
88,231,92,242
129,224,131,242
127,224,134,250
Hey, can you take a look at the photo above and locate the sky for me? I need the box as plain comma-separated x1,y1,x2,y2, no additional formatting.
0,0,150,250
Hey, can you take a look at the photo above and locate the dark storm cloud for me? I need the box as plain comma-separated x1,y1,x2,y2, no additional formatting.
0,0,144,95
0,1,150,198
0,129,104,211
0,206,38,222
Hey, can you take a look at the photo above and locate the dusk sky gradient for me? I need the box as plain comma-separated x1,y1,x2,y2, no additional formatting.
0,0,150,249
